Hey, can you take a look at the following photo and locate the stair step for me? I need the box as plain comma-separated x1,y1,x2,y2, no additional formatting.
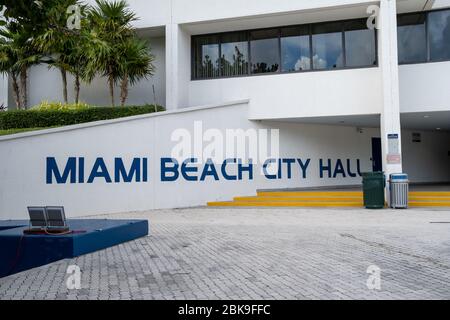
409,202,450,207
409,192,450,196
208,201,364,207
234,196,364,202
257,191,363,197
208,191,450,208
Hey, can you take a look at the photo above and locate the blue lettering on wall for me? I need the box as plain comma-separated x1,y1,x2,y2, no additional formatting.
200,160,220,181
263,159,277,180
47,157,149,184
297,159,311,179
221,159,238,181
115,158,141,183
347,159,357,178
88,158,112,183
46,157,363,184
161,158,179,182
238,160,254,180
333,159,346,178
320,159,362,179
46,157,77,184
283,159,296,179
181,158,199,181
320,159,332,179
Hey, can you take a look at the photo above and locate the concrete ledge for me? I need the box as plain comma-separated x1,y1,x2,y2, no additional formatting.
0,99,250,142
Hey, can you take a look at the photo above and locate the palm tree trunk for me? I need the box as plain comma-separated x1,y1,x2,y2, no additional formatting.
11,73,21,109
120,73,128,107
74,73,81,104
108,74,115,107
60,68,68,104
19,66,28,109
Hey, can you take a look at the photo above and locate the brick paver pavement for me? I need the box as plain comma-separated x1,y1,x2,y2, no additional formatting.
1,207,450,300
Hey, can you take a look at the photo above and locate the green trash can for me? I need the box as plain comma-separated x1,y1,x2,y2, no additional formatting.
362,172,386,209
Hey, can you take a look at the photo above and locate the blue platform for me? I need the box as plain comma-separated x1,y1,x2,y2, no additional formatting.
0,219,149,278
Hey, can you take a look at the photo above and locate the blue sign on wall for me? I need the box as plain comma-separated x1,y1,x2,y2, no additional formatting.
46,157,362,184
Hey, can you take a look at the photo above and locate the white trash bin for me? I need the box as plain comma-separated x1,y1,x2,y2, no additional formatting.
390,174,409,209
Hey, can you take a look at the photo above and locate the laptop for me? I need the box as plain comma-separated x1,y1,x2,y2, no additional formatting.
25,206,70,234
45,206,69,233
27,207,47,231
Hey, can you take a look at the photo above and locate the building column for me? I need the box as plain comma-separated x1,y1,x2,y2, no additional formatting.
0,74,8,109
165,23,190,110
379,0,403,186
165,23,178,110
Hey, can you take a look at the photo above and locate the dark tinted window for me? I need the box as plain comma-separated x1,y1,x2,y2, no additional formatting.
312,22,344,70
220,32,249,77
344,19,377,67
250,29,280,74
192,17,379,79
397,14,427,64
280,26,311,72
428,10,450,61
193,35,220,79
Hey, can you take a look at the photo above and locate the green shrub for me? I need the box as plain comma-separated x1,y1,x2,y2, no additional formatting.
32,101,92,111
0,105,165,130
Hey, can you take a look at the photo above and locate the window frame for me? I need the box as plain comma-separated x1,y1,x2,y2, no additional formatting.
249,28,282,75
191,17,379,81
398,8,450,66
280,25,312,72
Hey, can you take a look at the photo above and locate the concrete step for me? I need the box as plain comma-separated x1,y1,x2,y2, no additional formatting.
207,201,364,207
234,196,364,202
257,191,363,197
207,191,450,208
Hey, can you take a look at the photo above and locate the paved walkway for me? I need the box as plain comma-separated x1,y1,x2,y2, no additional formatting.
1,207,450,300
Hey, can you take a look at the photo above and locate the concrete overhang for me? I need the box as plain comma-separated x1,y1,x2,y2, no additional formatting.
136,26,165,38
265,110,450,132
182,0,436,35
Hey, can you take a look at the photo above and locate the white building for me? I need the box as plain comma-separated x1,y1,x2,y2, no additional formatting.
0,0,449,218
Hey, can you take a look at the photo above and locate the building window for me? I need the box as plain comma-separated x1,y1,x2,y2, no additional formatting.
192,17,378,80
397,9,450,65
250,29,280,74
397,13,427,64
280,26,311,72
193,35,220,79
312,22,344,70
344,19,377,67
428,10,450,62
220,32,249,77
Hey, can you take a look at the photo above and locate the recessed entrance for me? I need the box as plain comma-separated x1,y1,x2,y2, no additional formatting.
371,137,382,172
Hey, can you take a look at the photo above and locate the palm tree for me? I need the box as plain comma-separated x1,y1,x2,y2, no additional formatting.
0,37,20,108
34,0,88,104
0,23,40,109
85,0,137,107
118,37,155,107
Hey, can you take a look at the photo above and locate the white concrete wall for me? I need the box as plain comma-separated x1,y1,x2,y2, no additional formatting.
12,36,165,108
402,129,450,183
433,0,450,9
399,61,450,113
189,68,383,119
1,101,448,219
85,0,377,27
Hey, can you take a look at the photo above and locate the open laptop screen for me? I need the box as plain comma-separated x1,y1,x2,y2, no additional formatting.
46,207,66,227
27,207,47,228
